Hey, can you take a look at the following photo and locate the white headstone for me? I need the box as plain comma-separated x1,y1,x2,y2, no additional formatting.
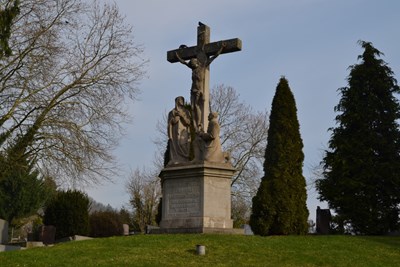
122,224,129,236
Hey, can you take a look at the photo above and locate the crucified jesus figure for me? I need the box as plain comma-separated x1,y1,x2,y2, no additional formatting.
175,42,225,132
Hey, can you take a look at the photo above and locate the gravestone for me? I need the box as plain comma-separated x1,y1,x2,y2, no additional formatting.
26,241,44,248
316,206,331,234
0,244,24,252
122,224,129,236
0,219,8,244
39,225,56,245
157,23,243,234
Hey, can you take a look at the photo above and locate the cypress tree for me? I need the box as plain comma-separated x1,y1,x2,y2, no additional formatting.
250,77,308,235
316,41,400,234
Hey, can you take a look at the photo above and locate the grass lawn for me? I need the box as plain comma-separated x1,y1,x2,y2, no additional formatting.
0,234,399,266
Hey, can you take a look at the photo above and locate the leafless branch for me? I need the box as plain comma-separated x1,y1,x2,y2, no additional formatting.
0,0,148,186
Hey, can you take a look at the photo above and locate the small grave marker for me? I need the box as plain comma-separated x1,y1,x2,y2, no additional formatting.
0,219,8,244
316,206,331,234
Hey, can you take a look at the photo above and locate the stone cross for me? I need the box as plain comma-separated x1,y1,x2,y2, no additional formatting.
167,22,242,131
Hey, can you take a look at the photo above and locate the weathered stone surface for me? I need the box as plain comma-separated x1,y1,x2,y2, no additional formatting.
159,162,237,232
167,23,241,131
156,23,243,235
0,244,25,252
26,241,44,248
150,227,244,235
197,112,229,163
0,219,8,244
167,96,191,165
167,38,242,63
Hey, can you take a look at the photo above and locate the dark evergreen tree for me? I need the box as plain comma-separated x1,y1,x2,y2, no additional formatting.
250,77,308,235
316,41,400,235
89,210,124,237
44,190,90,239
0,152,51,224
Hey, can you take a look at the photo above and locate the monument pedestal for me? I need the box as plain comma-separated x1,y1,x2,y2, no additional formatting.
158,162,243,234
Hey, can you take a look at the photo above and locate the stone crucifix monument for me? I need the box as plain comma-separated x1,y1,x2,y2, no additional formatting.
158,22,243,234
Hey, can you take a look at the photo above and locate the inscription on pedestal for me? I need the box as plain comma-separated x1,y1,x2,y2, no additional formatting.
166,179,201,217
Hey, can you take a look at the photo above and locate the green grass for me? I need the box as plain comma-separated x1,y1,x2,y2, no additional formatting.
1,235,399,266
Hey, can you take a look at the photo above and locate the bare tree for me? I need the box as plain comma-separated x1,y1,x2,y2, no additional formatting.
211,85,268,224
211,85,268,198
0,0,147,185
0,0,19,58
126,168,161,232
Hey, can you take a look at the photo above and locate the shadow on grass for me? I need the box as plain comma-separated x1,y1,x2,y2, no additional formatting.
356,236,400,249
186,249,197,255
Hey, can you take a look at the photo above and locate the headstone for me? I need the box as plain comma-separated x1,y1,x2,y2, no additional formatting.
0,219,8,244
243,224,254,235
122,224,129,236
316,206,331,234
39,225,56,245
72,235,93,241
146,225,160,234
158,23,243,234
0,244,24,252
27,232,35,242
26,241,44,248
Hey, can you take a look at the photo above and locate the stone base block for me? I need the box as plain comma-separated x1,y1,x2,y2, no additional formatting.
159,162,237,232
150,227,244,235
26,241,44,248
160,216,233,229
0,244,25,252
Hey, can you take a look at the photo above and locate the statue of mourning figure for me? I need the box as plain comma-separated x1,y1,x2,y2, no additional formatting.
167,96,191,165
167,97,229,165
195,111,230,164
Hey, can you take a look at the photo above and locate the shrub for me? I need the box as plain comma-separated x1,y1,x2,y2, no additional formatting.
44,190,90,239
89,210,124,237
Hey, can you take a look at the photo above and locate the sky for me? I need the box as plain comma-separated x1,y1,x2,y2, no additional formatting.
86,0,400,222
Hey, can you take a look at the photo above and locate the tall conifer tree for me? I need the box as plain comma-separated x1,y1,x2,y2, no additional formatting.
250,77,308,235
317,41,400,234
0,153,49,224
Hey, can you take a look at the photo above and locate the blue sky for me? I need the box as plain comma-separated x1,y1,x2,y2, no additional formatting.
87,0,400,221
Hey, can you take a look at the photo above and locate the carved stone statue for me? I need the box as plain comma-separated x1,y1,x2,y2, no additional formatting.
167,96,191,165
166,23,241,166
197,112,229,163
175,44,225,132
